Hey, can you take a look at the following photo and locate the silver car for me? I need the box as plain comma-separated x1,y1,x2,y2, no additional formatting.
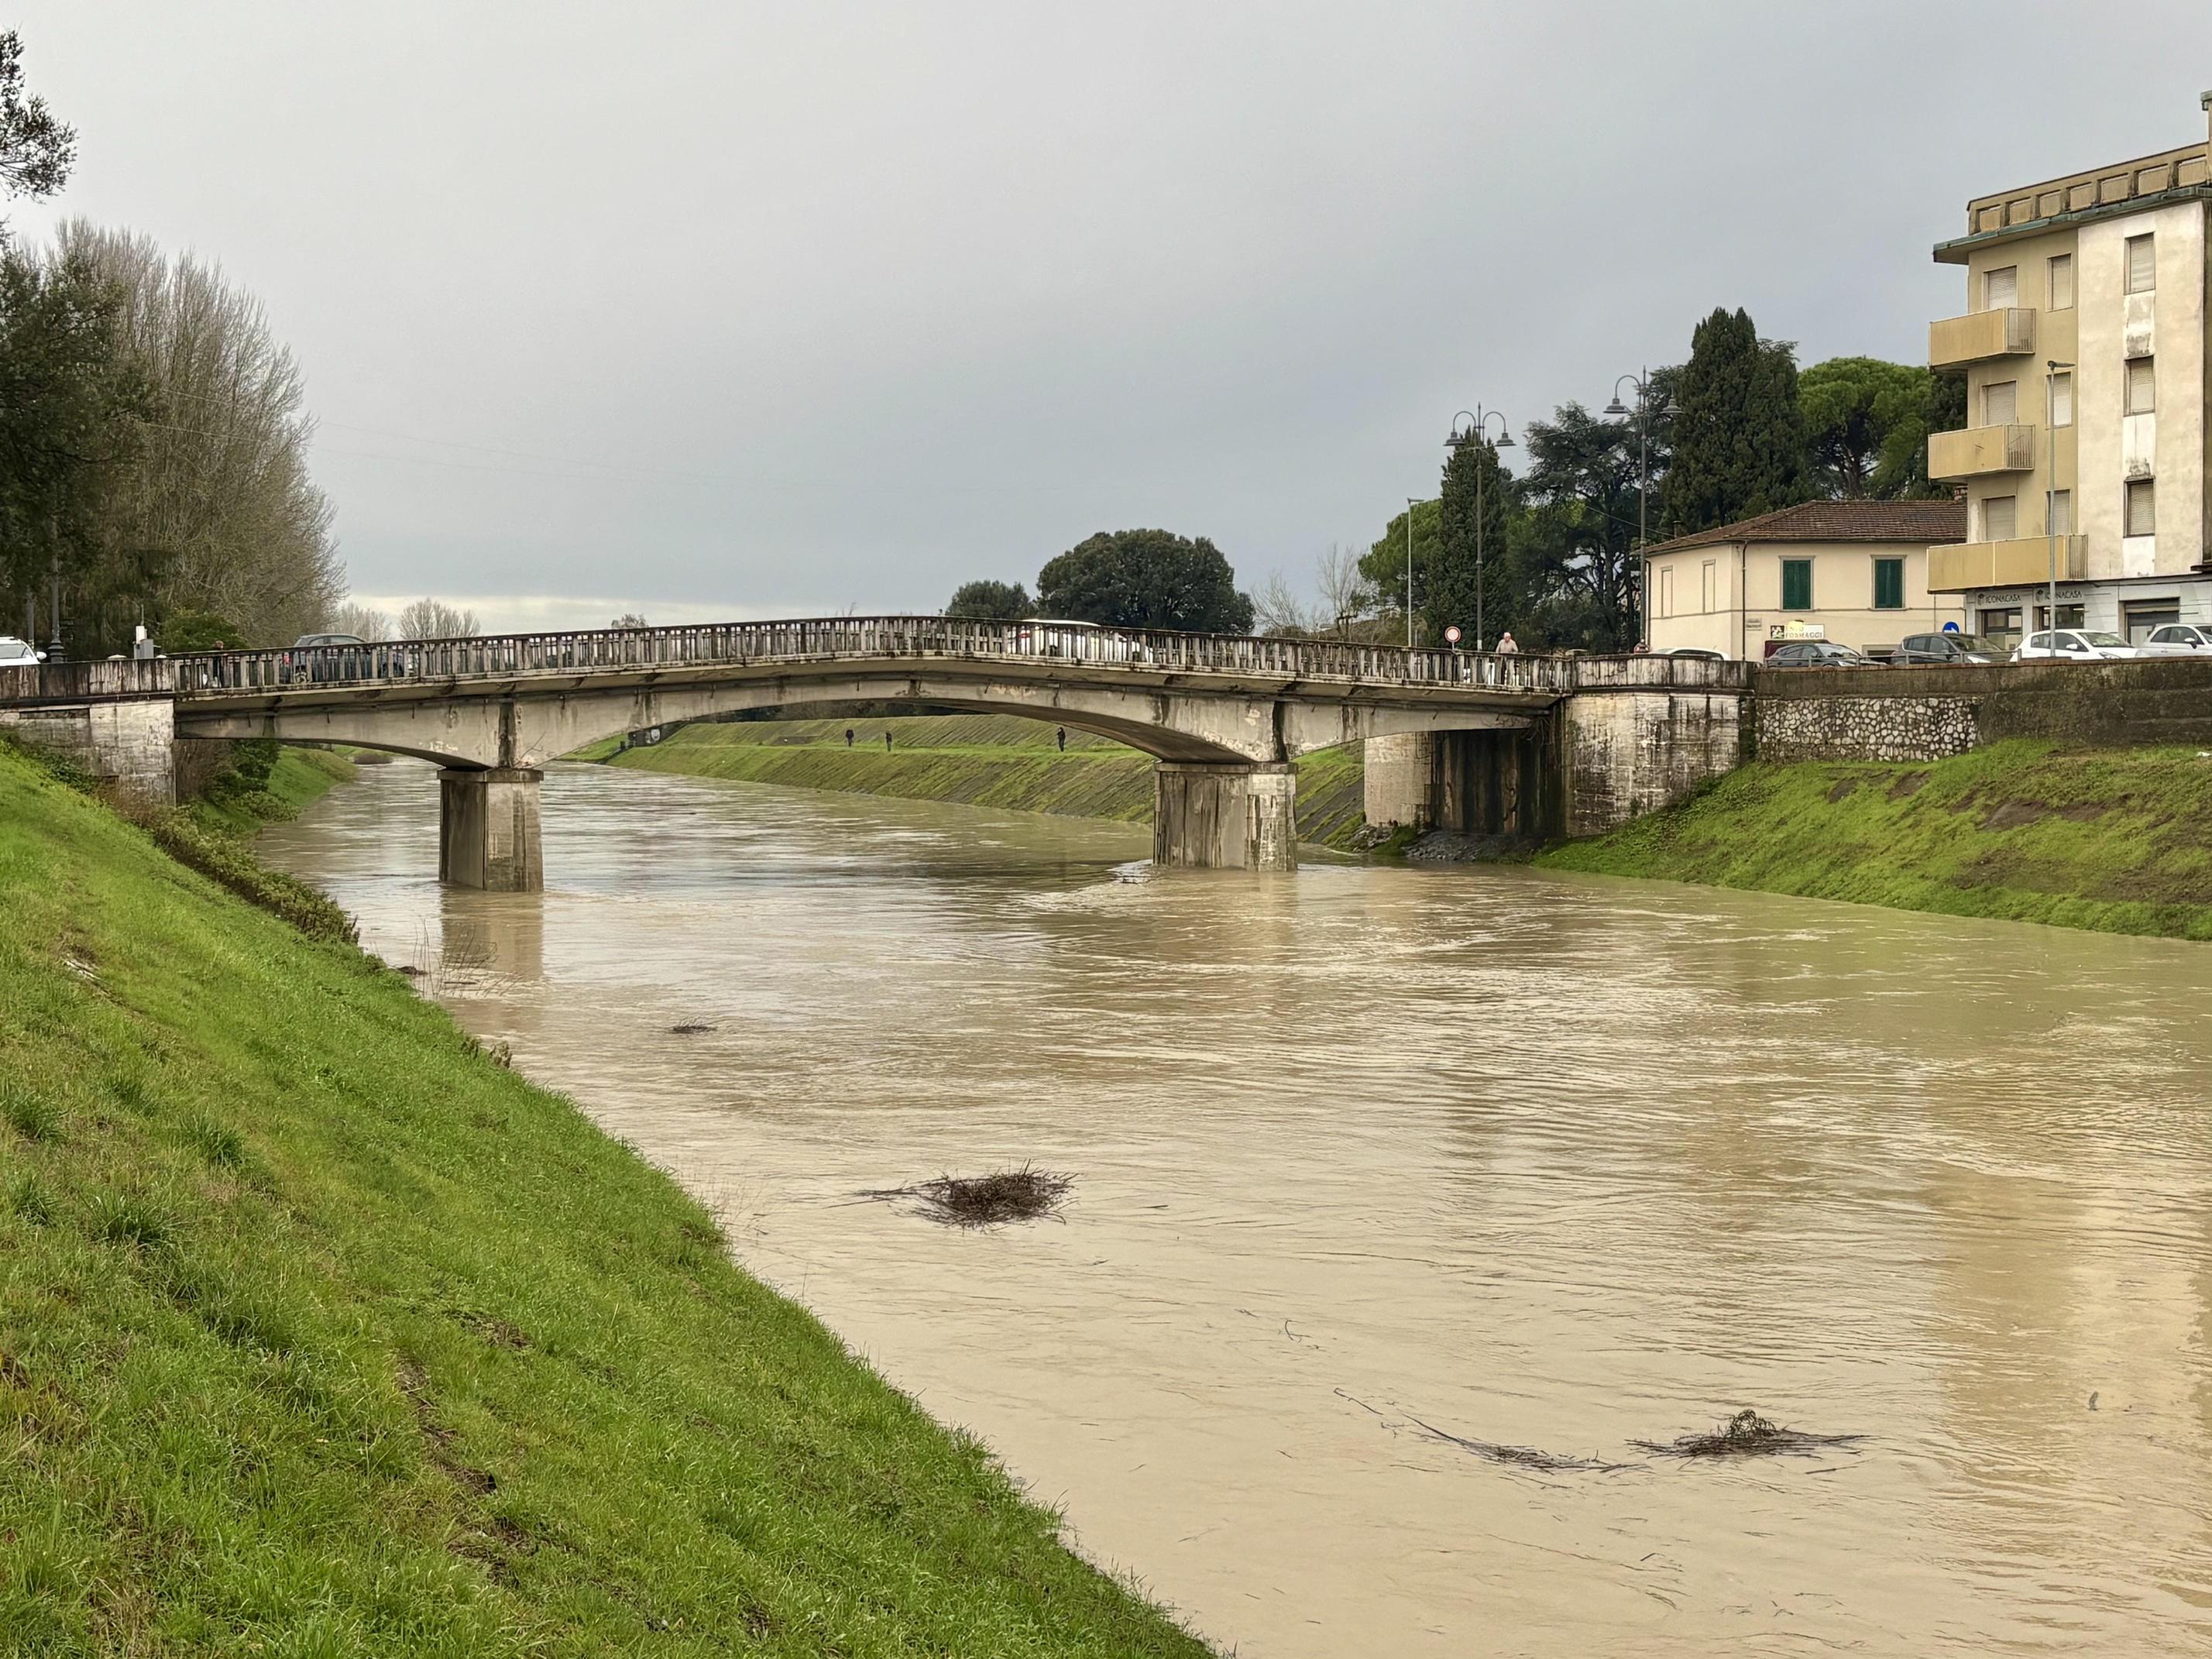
2144,623,2212,654
0,636,45,665
2014,629,2152,661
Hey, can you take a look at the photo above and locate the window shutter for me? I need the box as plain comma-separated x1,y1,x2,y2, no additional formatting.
1781,559,1812,610
2126,479,2155,537
2126,235,2155,293
1983,380,2018,425
1984,495,2017,541
1874,558,1905,610
2126,357,2155,414
2049,372,2073,427
2048,490,2071,534
1984,266,2018,308
2047,254,2073,310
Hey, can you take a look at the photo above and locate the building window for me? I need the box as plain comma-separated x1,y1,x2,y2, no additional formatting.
2126,478,2155,537
1983,380,2017,425
1700,559,1717,612
1781,558,1812,611
2037,603,2086,630
2122,599,2181,643
1980,606,2022,648
2049,370,2073,427
1872,558,1905,610
2126,357,2155,414
1658,565,1674,618
2047,489,2072,534
1984,265,2018,309
2125,234,2155,294
1983,494,2017,541
2048,253,2074,310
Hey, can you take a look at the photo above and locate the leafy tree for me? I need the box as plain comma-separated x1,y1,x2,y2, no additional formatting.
156,610,244,651
1035,531,1254,633
1798,356,1960,500
1660,307,1809,537
0,246,156,654
1425,434,1513,649
610,611,650,629
1506,400,1665,651
1355,499,1441,637
0,30,74,220
397,597,480,638
944,579,1033,620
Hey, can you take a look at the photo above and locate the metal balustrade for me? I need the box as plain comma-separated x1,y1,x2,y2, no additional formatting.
2,618,1753,705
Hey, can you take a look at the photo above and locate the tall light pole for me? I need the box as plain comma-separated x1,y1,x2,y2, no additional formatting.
1446,407,1513,650
1605,369,1679,648
2045,357,2073,651
1403,497,1420,648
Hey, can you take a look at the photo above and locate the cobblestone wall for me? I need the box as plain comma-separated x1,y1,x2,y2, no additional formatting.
1753,696,1980,763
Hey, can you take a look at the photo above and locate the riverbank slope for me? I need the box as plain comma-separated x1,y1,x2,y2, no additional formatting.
0,742,1209,1656
597,713,1369,847
1537,740,2212,940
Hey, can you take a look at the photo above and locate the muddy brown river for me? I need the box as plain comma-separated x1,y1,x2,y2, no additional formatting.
259,759,2212,1657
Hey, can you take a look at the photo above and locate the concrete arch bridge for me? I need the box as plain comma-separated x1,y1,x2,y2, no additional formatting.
4,617,1750,888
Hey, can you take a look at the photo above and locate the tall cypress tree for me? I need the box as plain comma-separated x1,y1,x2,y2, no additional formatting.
1424,434,1513,648
1659,307,1809,537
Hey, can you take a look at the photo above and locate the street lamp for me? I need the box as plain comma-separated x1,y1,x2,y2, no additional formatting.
2045,358,2074,649
1403,496,1422,648
1446,407,1513,651
1605,369,1679,647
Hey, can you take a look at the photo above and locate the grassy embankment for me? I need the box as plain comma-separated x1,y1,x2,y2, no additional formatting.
592,713,1369,847
0,740,1210,1656
1538,739,2212,940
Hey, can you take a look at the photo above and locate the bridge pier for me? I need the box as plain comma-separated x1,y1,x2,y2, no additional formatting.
1152,762,1297,871
439,768,544,891
1361,728,1558,843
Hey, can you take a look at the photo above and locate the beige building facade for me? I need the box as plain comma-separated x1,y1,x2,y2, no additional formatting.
1926,94,2212,645
1643,500,1966,658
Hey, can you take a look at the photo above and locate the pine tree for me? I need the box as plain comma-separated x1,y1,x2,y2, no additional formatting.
1660,307,1809,537
1424,434,1514,649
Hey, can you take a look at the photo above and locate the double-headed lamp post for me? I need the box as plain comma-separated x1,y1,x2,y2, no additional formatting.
2045,357,2074,649
1604,369,1680,647
1446,407,1513,650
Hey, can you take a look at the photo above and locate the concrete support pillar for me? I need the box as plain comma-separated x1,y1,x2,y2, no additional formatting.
1361,733,1434,831
1556,690,1747,836
1152,762,1297,871
438,767,544,891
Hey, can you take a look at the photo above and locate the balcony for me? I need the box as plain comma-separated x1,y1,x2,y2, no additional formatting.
1928,535,2086,592
1929,307,2035,369
1928,423,2035,480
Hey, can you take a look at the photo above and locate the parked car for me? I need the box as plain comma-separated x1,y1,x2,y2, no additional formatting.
1892,631,2011,665
1766,640,1879,668
2144,623,2212,654
2013,629,2156,661
0,636,46,665
290,632,366,649
1654,646,1725,661
278,630,370,685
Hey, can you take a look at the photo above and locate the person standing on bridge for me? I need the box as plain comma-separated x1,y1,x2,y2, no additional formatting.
1496,630,1520,654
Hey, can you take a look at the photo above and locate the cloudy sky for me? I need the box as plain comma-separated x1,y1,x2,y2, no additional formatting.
13,3,2212,630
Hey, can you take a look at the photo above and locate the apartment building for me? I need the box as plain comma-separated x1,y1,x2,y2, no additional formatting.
1926,94,2212,646
1642,500,1966,658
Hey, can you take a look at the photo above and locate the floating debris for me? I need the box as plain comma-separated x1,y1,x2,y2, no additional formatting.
1632,1408,1863,1459
668,1023,716,1035
1335,1391,1627,1472
861,1166,1073,1228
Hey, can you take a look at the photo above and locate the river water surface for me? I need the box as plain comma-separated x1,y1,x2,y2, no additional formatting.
259,760,2212,1657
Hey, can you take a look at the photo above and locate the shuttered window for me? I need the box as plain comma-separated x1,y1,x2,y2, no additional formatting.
2126,357,2155,414
1873,558,1905,610
2047,254,2074,310
2047,489,2072,534
2126,479,2155,537
1781,559,1813,611
1984,266,2018,309
2049,371,2073,427
2126,234,2155,294
1983,495,2017,541
1984,380,2018,424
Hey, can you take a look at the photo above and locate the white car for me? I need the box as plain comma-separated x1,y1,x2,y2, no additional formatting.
0,636,46,665
2013,629,2155,661
2144,623,2212,654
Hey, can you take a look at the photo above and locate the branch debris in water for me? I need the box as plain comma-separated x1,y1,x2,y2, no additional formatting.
1631,1408,1864,1459
861,1166,1073,1228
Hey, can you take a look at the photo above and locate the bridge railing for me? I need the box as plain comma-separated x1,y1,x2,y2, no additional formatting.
161,617,1585,696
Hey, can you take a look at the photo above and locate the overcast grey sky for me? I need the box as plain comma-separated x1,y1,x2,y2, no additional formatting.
14,3,2212,630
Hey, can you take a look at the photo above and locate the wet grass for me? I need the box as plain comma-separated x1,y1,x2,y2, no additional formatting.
0,745,1211,1656
593,713,1373,849
1537,740,2212,940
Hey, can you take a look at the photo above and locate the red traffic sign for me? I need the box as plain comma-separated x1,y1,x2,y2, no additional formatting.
1443,625,1462,644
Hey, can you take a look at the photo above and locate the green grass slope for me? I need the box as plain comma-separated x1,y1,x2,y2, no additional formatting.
0,744,1210,1657
185,743,358,838
602,715,1369,848
1537,740,2212,939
